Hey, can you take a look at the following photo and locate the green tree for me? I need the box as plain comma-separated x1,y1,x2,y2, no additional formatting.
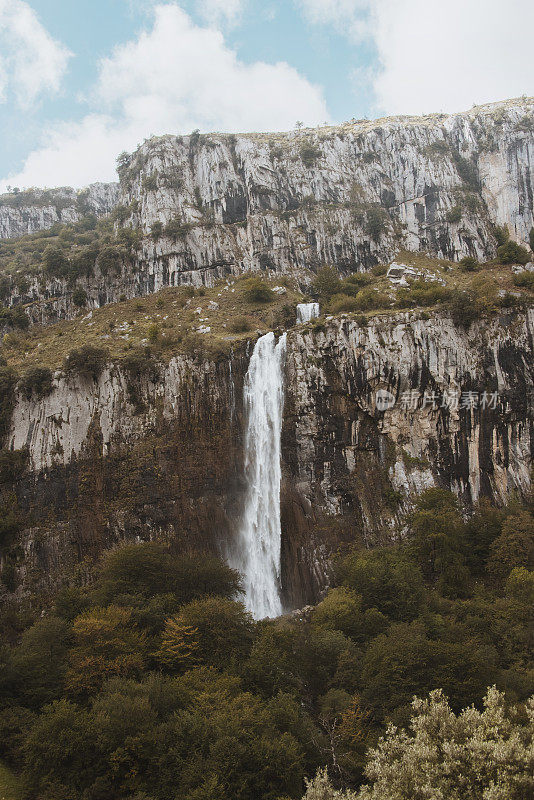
487,510,534,581
174,597,254,670
338,548,424,621
8,616,71,708
497,240,530,265
65,606,147,698
312,587,387,642
312,267,341,302
360,621,496,722
408,488,469,596
356,687,534,800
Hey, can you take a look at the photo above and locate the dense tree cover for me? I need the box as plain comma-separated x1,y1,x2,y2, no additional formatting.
0,490,533,799
304,687,534,799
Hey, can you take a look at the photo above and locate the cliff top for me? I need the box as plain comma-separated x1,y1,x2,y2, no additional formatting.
129,96,534,155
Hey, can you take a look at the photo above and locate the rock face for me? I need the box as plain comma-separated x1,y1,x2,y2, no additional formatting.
0,183,119,240
5,310,533,606
281,309,534,604
2,99,533,325
117,98,533,289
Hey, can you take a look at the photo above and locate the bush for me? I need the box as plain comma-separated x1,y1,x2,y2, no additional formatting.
300,142,322,167
329,294,360,314
513,271,534,290
530,226,534,253
64,345,108,381
242,277,275,303
352,287,389,311
365,208,388,242
312,266,341,302
446,206,462,224
72,288,87,307
396,281,451,309
497,240,530,265
19,367,53,400
458,255,479,271
447,279,497,327
229,315,253,333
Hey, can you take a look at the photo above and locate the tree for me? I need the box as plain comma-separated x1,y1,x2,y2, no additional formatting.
65,606,147,698
360,621,496,722
155,618,199,671
356,687,534,800
497,240,530,265
43,244,69,278
72,287,87,307
63,345,108,381
94,543,241,606
312,587,387,642
487,510,534,581
173,597,254,670
8,616,71,708
408,488,469,596
312,267,341,303
338,548,424,621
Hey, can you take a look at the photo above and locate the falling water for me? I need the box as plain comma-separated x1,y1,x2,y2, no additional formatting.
234,331,287,619
296,302,320,324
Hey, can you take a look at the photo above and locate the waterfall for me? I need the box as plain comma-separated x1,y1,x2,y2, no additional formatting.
296,302,320,324
234,331,287,619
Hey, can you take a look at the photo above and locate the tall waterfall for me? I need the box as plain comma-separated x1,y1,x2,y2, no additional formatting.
234,331,287,619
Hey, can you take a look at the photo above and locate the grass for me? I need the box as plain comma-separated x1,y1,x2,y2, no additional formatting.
0,763,21,800
0,274,304,373
1,252,532,377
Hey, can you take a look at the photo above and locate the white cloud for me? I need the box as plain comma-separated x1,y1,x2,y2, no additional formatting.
1,3,329,189
0,0,72,107
198,0,244,27
297,0,534,115
370,0,534,115
296,0,370,40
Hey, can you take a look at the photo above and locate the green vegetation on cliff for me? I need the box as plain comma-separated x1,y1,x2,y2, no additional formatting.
0,489,532,799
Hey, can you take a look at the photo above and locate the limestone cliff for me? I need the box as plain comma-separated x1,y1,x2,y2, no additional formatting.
0,183,119,240
119,98,533,288
2,99,533,325
3,309,532,606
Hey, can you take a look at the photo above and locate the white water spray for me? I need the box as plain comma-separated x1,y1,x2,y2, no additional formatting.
234,331,287,619
296,302,320,324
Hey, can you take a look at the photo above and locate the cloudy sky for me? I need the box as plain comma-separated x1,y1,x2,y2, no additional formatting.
0,0,532,190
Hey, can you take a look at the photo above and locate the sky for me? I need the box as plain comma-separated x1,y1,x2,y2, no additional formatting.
0,0,532,191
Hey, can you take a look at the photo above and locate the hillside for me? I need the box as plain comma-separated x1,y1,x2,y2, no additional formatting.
0,98,532,800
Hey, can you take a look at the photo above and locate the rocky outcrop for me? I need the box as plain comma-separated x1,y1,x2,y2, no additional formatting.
2,99,533,326
281,309,534,604
118,98,533,289
3,309,533,606
0,183,119,240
